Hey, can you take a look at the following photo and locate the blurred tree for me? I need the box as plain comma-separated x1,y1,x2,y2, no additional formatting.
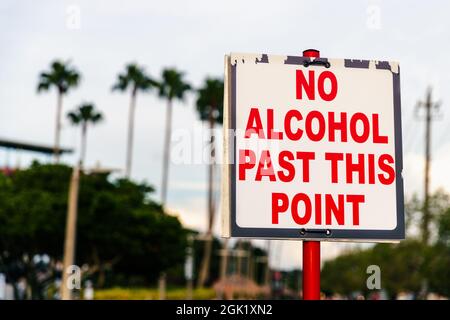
157,68,190,298
406,189,450,241
157,68,191,205
195,78,223,288
112,64,157,178
0,162,187,298
67,103,103,167
427,207,450,296
192,237,222,287
321,248,369,297
63,101,104,300
437,207,450,245
373,241,427,298
37,60,81,163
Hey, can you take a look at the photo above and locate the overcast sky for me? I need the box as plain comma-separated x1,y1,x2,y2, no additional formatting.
1,0,450,269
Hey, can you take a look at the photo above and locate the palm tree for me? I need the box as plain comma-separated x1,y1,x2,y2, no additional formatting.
195,78,224,288
112,63,156,178
37,60,81,163
158,68,191,205
67,103,103,167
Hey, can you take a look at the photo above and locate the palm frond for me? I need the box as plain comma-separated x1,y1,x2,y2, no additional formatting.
67,102,104,126
158,68,191,101
37,60,81,94
195,78,224,124
67,111,81,124
112,63,155,94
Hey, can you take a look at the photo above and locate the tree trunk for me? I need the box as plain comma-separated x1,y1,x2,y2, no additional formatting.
264,241,271,286
158,98,173,299
98,266,106,288
197,110,216,288
125,90,137,178
161,98,173,205
158,272,166,300
61,165,80,300
54,91,63,163
219,238,229,281
236,241,242,278
80,122,87,168
247,247,252,280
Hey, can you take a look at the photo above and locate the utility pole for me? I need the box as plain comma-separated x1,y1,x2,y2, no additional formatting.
417,87,441,244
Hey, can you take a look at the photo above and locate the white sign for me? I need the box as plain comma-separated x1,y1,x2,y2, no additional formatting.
222,52,404,242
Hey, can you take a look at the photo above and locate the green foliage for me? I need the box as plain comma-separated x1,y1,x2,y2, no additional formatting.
426,243,450,297
37,60,80,94
437,207,450,245
94,287,215,300
321,248,369,296
322,241,432,298
112,63,157,94
406,189,450,241
426,208,450,296
192,236,221,286
374,241,427,295
67,103,103,126
196,78,224,124
158,68,191,101
0,162,187,289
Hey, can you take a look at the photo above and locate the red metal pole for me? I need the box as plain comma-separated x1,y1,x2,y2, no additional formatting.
303,241,320,299
302,48,321,300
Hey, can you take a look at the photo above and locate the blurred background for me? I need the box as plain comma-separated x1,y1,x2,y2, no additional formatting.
0,0,449,300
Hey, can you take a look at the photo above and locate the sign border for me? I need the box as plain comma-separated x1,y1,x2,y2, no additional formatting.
226,53,405,242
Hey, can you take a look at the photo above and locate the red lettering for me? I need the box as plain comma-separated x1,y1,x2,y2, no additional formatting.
267,108,283,139
296,151,315,182
325,152,344,183
255,150,276,181
328,112,347,142
245,108,264,138
278,151,295,182
346,194,365,226
325,194,344,225
292,193,312,225
373,114,388,143
238,149,255,180
318,71,338,101
368,154,375,184
272,193,289,224
346,153,365,184
315,194,322,225
305,111,326,141
284,110,303,140
296,70,315,100
378,154,395,185
350,113,370,143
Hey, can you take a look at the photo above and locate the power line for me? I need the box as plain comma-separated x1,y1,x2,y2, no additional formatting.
403,105,423,153
416,87,441,244
402,106,417,150
435,116,450,148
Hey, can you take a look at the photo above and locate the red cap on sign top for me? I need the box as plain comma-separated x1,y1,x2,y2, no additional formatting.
302,48,321,301
302,49,320,58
